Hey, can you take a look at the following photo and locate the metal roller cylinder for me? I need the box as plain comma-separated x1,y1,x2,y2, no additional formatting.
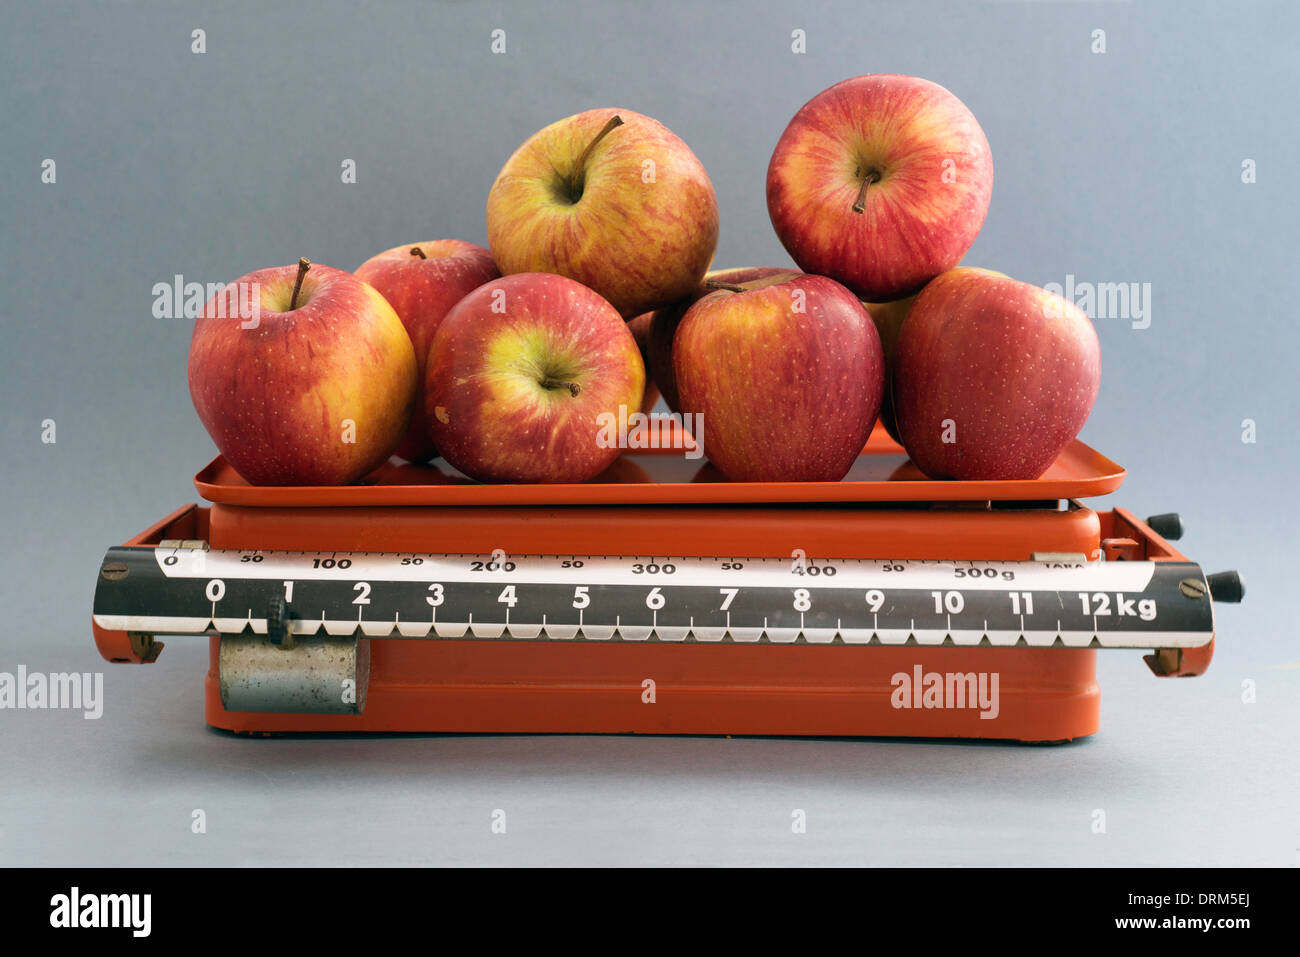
218,635,369,714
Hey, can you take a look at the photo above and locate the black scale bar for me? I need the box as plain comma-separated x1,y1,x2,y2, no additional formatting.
93,547,1216,648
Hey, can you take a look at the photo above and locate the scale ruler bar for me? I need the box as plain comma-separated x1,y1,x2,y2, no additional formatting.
94,547,1217,650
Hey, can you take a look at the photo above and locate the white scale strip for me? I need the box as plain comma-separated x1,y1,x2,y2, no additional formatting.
88,550,1214,650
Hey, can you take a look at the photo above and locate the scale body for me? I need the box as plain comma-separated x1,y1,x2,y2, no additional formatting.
91,428,1237,742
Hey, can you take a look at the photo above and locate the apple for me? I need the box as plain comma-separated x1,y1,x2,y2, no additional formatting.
865,268,1010,443
486,108,719,318
868,267,1008,442
673,273,884,481
641,267,801,412
767,74,993,302
425,273,645,483
188,259,417,486
354,240,499,462
893,267,1100,480
861,294,916,443
623,312,661,413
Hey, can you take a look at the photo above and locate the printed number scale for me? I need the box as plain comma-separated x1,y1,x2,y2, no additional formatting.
91,427,1244,742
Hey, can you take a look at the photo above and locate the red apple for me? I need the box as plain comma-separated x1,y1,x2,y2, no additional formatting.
861,294,916,443
354,240,499,462
188,260,417,485
767,74,993,301
486,108,719,318
623,312,661,413
865,268,1009,443
425,273,645,483
641,266,801,412
893,268,1100,480
673,273,884,481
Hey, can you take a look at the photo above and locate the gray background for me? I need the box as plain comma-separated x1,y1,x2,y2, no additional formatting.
1,0,1296,866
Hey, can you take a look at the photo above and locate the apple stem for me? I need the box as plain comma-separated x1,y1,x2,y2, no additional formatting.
410,246,427,259
851,170,879,214
705,280,748,293
289,257,311,310
540,377,582,397
568,114,624,201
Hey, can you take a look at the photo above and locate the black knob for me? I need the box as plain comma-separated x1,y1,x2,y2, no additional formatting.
1206,571,1245,603
1146,513,1184,541
267,596,290,645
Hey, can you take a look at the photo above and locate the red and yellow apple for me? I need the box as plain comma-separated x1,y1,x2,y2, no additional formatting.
641,266,801,412
767,74,993,302
673,273,884,481
354,240,499,462
864,268,1007,443
486,108,719,318
861,293,916,443
623,311,661,414
893,267,1100,480
425,273,645,483
188,260,417,486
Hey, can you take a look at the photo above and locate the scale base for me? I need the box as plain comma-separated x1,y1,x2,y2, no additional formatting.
203,638,1100,743
95,495,1223,744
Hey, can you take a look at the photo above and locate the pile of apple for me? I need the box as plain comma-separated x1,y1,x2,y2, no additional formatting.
188,74,1100,487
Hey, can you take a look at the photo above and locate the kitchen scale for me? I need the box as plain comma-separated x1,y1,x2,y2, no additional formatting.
90,424,1243,742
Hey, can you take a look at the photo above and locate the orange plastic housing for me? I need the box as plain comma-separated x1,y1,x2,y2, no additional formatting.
195,423,1126,506
91,432,1202,743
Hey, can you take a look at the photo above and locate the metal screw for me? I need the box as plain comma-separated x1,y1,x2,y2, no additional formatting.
100,561,129,581
1179,578,1207,599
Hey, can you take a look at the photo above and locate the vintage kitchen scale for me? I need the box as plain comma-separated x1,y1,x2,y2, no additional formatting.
90,423,1243,742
